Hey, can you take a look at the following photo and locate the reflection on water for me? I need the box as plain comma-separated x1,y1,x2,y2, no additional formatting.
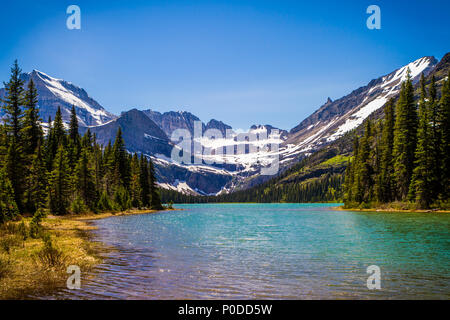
38,204,450,299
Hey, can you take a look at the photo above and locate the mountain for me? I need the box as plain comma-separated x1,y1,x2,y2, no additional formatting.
205,119,232,137
1,55,443,196
282,56,438,162
83,108,172,157
162,53,450,204
143,109,204,138
0,70,116,127
250,124,288,140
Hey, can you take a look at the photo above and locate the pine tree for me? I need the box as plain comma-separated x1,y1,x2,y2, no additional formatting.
379,98,395,202
112,127,130,189
393,70,418,200
148,158,163,209
0,166,18,223
356,120,373,204
130,153,142,208
2,60,26,210
427,76,442,200
81,128,92,149
52,106,66,147
139,154,150,207
349,136,360,203
440,73,450,198
73,149,97,211
409,74,433,208
2,60,25,140
24,142,47,213
23,78,43,156
48,144,71,215
68,105,81,168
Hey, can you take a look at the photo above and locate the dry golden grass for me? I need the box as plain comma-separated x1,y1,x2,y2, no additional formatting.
0,208,176,299
0,216,102,299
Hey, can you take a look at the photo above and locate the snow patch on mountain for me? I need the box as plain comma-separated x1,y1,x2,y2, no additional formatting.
31,70,114,126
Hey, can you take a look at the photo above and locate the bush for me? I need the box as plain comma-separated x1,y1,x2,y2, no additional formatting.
167,200,174,209
37,234,65,269
18,220,28,242
70,196,88,214
29,208,46,239
0,235,22,254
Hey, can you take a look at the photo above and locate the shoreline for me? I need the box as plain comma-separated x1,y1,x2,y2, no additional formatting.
0,208,173,299
333,206,450,213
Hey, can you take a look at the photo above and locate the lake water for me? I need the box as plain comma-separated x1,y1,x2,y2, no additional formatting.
45,204,450,299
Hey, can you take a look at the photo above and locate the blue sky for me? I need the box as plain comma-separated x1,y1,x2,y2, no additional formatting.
0,0,449,130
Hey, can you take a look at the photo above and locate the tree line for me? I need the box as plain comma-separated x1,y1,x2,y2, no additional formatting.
0,61,163,224
344,70,450,209
161,172,343,204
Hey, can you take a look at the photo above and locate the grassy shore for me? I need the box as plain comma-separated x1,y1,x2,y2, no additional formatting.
0,208,165,299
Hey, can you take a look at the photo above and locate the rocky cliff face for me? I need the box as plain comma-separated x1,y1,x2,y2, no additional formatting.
143,109,204,138
205,119,232,137
83,109,172,157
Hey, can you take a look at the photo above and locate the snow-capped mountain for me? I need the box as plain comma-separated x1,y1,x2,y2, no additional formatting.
0,55,442,195
281,56,438,162
0,70,116,127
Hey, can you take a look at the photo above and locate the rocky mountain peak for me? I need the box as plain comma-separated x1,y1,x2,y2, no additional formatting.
0,69,116,127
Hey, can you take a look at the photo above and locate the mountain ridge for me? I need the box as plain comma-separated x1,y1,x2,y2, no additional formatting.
0,54,444,195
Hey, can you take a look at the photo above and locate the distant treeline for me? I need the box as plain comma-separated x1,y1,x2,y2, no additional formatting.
0,61,163,224
161,173,343,204
344,71,450,209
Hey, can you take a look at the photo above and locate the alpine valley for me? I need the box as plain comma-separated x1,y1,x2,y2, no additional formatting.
1,54,448,197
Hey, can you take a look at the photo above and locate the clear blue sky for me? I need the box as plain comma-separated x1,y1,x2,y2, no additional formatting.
0,0,448,130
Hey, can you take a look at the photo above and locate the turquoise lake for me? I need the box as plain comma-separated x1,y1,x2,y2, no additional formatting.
47,204,450,299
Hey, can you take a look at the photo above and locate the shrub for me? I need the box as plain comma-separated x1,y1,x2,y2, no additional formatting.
70,196,88,214
18,220,28,242
37,234,65,269
0,235,22,254
29,208,46,239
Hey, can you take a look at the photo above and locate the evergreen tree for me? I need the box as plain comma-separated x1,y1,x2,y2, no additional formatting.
68,105,81,168
52,106,66,147
0,166,18,223
440,73,450,197
379,98,395,202
409,74,433,207
148,158,163,209
139,154,150,207
130,153,142,208
22,78,43,156
356,120,373,203
24,142,47,213
2,60,26,210
44,116,55,171
2,60,25,140
73,149,97,211
427,76,442,200
48,144,71,215
393,70,418,200
112,127,131,189
349,136,360,203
